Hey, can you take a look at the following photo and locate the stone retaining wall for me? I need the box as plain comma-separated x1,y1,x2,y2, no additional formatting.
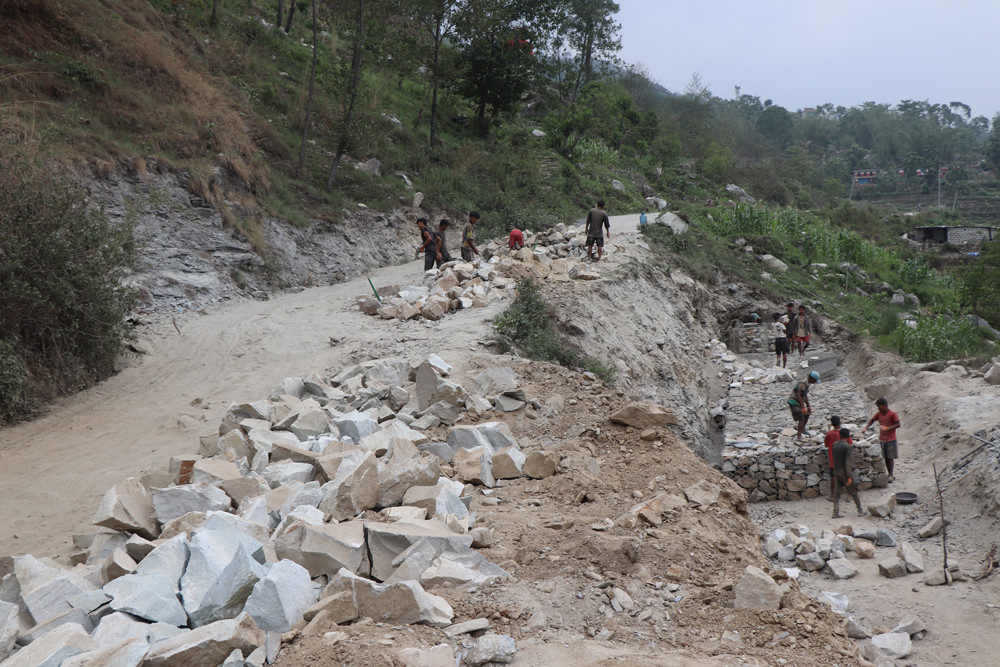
722,442,888,503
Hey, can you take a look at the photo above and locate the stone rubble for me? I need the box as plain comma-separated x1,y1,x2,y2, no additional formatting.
358,228,607,322
0,357,549,665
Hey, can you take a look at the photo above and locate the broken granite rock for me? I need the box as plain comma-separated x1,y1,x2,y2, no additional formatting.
180,526,267,628
396,643,456,667
318,449,380,521
897,542,924,573
273,520,367,577
470,368,518,397
522,451,559,479
143,612,265,667
492,447,526,479
322,569,453,627
465,633,517,665
871,631,912,659
0,622,96,667
243,559,318,633
401,479,469,521
92,477,158,540
385,539,509,590
103,573,188,626
414,362,467,412
609,402,678,428
61,637,150,667
733,566,781,610
918,516,943,539
377,454,442,508
826,558,858,580
151,484,231,525
452,446,495,488
364,519,474,582
877,557,908,579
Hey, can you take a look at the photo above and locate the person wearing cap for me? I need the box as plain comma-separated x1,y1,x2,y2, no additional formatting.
788,370,820,442
461,211,481,262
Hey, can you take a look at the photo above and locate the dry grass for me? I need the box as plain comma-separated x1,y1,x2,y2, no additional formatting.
0,0,277,195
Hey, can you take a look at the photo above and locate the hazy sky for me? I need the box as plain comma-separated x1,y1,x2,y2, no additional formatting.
616,0,1000,120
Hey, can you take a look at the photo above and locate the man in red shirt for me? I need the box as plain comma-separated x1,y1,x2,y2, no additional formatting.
509,228,525,250
862,397,901,483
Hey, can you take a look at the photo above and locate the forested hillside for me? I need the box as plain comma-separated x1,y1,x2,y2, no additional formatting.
2,0,1000,422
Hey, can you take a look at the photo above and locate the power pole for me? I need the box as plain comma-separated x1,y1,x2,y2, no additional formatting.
937,164,942,208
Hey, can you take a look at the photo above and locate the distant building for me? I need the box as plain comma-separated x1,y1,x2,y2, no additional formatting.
853,170,878,185
910,225,996,246
800,108,818,117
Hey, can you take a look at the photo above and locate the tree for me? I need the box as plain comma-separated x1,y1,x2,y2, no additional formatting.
451,0,562,130
564,0,621,99
755,104,793,148
415,0,461,146
986,115,1000,172
326,0,368,189
295,0,319,179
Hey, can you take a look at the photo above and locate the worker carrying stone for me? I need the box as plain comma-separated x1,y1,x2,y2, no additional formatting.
831,427,865,519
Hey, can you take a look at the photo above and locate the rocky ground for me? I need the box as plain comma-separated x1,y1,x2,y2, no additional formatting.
3,213,1000,666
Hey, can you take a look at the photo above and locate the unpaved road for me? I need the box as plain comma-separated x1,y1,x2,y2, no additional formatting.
0,214,643,561
0,254,508,560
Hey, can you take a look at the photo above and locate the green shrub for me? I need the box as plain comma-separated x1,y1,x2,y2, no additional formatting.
885,315,989,362
0,341,27,421
0,149,137,417
494,278,616,383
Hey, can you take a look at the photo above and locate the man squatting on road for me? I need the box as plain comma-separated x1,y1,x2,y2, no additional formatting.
831,427,865,518
585,199,611,262
861,397,901,483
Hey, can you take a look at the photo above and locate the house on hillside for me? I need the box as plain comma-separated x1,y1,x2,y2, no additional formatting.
909,225,997,246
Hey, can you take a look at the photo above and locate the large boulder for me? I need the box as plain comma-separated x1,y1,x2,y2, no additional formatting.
0,622,95,667
322,569,453,627
364,520,473,582
103,573,188,626
243,559,318,633
92,477,158,539
452,446,495,488
143,612,265,667
151,485,231,525
179,526,267,628
377,454,442,508
318,449,380,521
273,520,367,577
609,402,678,428
733,566,781,610
414,362,467,412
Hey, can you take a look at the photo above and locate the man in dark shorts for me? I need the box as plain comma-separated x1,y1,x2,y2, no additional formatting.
862,397,901,483
788,370,819,442
831,427,865,518
461,210,480,262
824,415,853,501
585,199,611,262
434,219,453,268
771,312,789,368
416,218,437,272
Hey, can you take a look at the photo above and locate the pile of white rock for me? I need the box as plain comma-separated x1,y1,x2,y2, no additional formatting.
359,244,604,323
0,357,545,666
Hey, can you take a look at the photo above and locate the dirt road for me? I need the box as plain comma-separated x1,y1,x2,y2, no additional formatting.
0,213,644,560
0,254,510,560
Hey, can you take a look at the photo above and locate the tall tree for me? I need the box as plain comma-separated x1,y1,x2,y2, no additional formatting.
295,0,319,179
415,0,461,146
326,0,367,189
565,0,621,99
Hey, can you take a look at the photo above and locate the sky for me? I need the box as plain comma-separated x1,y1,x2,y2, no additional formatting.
615,0,1000,120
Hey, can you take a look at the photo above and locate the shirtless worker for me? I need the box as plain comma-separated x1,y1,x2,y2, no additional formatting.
824,416,852,500
585,199,611,262
788,370,820,442
831,428,865,519
861,397,901,483
434,219,453,268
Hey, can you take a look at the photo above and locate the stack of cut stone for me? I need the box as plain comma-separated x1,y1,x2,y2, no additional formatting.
0,357,542,666
483,222,595,261
358,258,514,321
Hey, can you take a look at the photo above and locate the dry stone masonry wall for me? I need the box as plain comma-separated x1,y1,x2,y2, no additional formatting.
0,356,559,666
704,340,888,502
